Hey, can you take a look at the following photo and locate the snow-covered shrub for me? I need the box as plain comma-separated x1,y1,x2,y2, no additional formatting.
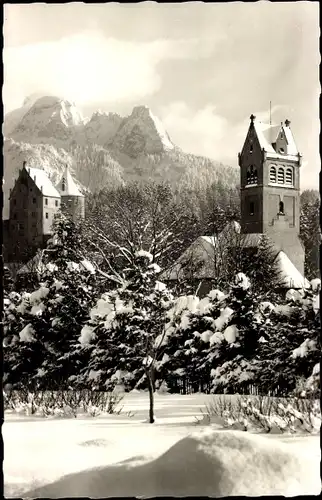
199,394,320,434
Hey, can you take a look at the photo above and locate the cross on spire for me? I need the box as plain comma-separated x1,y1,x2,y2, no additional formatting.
250,114,256,123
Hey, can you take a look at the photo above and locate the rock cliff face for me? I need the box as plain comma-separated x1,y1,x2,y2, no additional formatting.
3,94,239,219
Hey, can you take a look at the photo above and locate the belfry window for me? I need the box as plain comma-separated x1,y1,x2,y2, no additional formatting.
269,166,276,183
249,202,255,215
285,168,293,186
277,168,285,184
279,201,284,214
246,165,258,185
62,178,66,192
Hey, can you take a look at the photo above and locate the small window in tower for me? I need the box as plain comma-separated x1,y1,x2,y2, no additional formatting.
279,201,284,214
249,202,255,215
269,166,277,183
32,212,36,218
13,213,17,220
62,178,66,192
13,199,17,205
45,212,49,219
277,167,285,184
250,144,253,153
285,168,293,185
45,198,48,205
33,197,36,204
246,165,258,185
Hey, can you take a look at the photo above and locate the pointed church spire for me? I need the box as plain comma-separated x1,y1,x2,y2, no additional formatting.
56,165,84,197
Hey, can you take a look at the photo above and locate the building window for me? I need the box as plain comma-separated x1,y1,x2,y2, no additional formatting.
55,200,59,207
277,167,285,184
250,144,253,153
285,168,293,186
32,212,36,217
246,165,258,185
279,201,284,214
13,213,17,220
45,198,48,205
249,202,255,215
33,197,36,204
62,178,66,191
45,212,49,219
32,223,36,228
269,166,276,183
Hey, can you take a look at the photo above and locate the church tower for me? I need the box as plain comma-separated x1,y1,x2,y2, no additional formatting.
56,166,85,222
238,114,305,276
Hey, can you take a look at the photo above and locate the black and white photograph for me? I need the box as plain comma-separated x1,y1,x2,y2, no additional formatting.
2,2,320,497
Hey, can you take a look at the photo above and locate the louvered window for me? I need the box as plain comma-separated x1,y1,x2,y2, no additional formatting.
285,168,293,185
277,168,285,184
269,166,276,183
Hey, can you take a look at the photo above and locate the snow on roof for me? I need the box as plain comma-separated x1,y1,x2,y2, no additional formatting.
253,122,277,153
56,166,84,197
275,251,310,289
253,121,298,157
282,124,298,155
26,166,60,198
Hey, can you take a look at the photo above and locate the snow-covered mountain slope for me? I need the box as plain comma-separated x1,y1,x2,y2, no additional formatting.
78,111,123,146
3,95,239,218
110,105,174,157
10,96,84,145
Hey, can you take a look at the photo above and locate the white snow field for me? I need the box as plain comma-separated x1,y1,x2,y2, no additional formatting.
3,392,320,498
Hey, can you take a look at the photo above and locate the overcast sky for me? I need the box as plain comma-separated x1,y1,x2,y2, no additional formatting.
3,2,320,190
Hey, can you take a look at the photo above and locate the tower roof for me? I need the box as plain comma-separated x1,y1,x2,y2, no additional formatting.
25,166,60,198
56,166,84,197
251,118,299,157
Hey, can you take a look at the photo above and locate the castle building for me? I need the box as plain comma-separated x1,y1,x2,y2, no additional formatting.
4,162,85,263
238,114,304,276
163,114,307,295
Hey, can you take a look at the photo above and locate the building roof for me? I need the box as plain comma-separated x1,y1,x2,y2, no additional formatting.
25,166,60,198
253,121,298,157
274,251,310,289
56,166,84,197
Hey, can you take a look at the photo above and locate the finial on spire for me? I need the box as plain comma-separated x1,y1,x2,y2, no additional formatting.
250,114,256,123
285,119,291,127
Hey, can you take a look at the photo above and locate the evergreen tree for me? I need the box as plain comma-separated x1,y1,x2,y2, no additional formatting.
255,286,320,396
210,274,267,393
3,214,99,390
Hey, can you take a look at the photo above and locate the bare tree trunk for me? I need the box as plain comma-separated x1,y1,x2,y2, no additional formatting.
146,368,154,423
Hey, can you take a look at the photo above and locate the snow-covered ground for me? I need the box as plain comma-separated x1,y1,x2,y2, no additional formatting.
4,393,320,497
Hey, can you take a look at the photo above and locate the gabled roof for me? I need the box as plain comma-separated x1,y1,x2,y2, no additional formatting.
56,166,84,197
253,120,298,157
274,251,310,289
25,166,60,198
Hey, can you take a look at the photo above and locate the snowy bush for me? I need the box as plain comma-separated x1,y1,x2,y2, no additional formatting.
198,394,321,434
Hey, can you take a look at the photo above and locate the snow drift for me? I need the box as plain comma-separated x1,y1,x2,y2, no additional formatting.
24,428,320,497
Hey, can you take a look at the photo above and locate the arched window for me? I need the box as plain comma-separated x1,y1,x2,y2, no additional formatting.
277,167,285,184
269,166,276,183
61,178,66,192
246,165,258,185
285,168,293,185
279,201,284,214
